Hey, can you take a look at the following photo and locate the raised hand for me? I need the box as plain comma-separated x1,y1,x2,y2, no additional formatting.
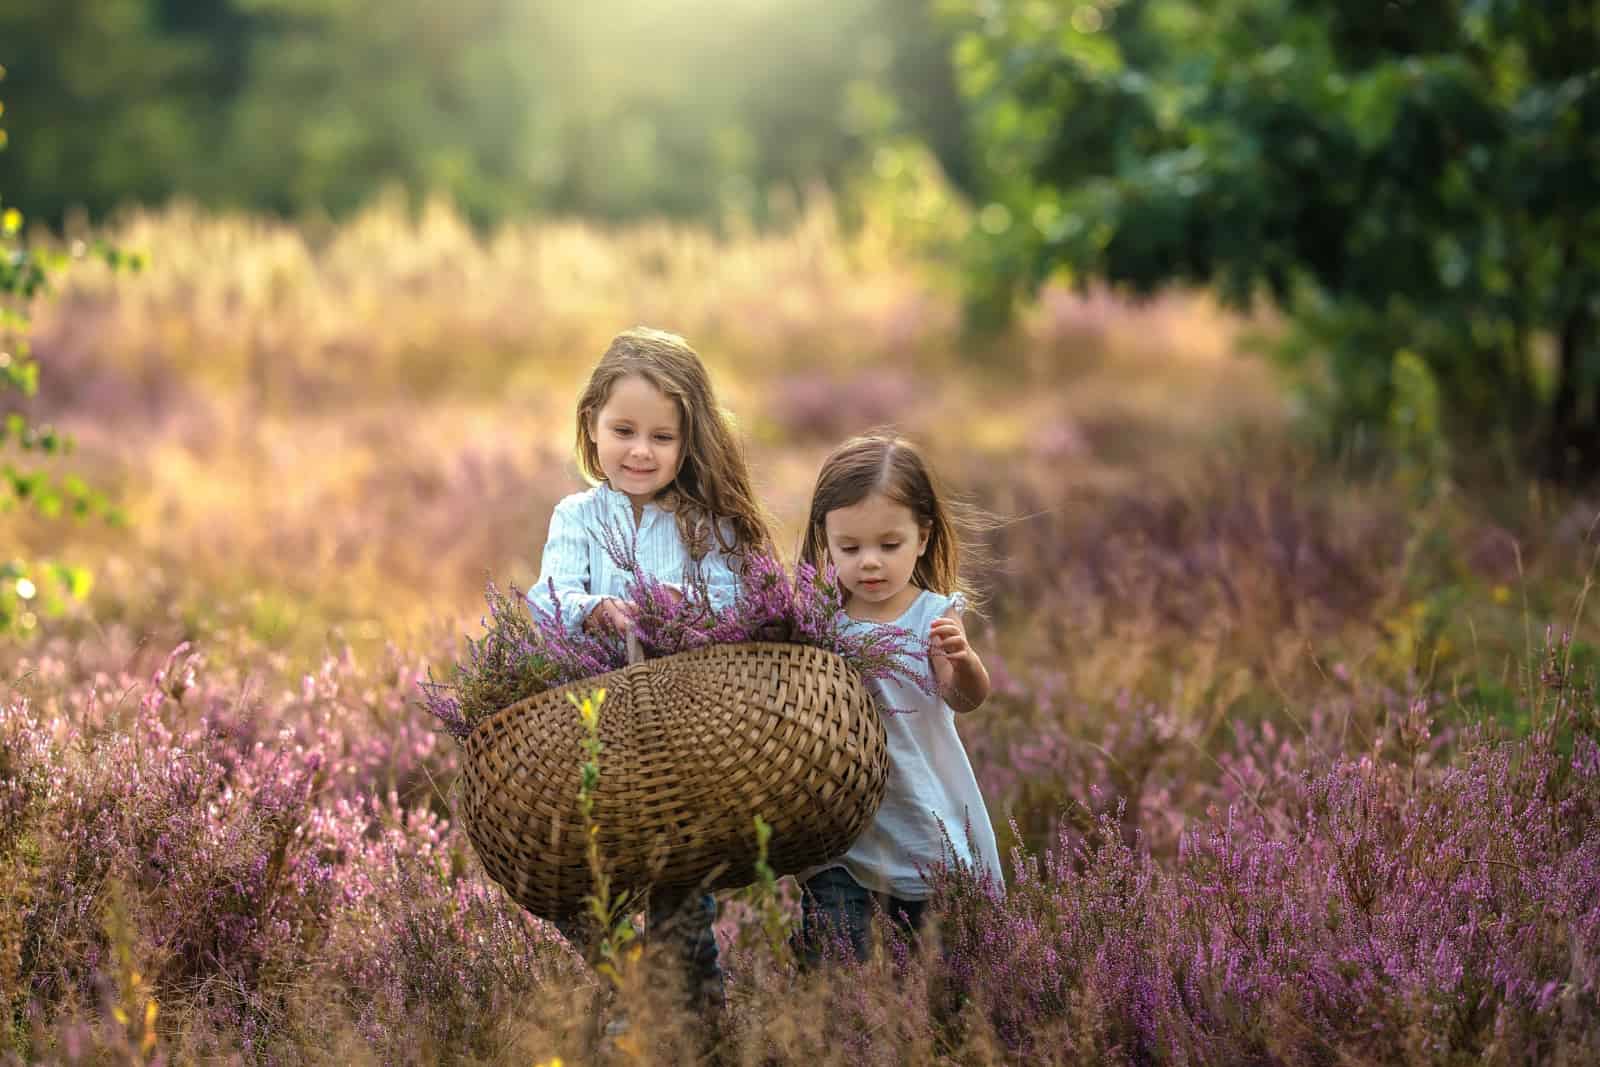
928,612,990,713
928,614,973,665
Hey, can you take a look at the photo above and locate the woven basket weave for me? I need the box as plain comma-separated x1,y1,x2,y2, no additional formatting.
460,641,889,920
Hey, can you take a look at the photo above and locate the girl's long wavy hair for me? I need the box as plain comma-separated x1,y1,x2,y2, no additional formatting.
575,327,774,562
799,429,987,611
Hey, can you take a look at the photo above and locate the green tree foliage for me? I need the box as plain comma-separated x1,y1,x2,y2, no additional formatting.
0,0,973,228
0,0,228,223
220,0,549,223
949,0,1600,481
0,69,127,635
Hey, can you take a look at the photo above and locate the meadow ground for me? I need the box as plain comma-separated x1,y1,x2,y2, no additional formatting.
3,199,1598,1065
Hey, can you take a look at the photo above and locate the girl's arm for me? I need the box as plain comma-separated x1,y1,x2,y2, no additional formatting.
530,499,607,633
929,608,990,714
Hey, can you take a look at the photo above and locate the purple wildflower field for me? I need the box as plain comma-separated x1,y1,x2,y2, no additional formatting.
4,204,1599,1064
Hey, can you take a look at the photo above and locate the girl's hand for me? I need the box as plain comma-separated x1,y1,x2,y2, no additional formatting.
928,615,973,665
585,597,638,635
929,611,990,713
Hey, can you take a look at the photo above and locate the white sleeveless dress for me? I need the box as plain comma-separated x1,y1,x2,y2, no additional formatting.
808,589,1005,899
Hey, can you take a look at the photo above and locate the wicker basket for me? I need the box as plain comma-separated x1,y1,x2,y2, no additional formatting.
460,640,889,920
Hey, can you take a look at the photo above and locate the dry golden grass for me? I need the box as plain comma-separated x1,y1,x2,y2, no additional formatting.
22,195,1286,658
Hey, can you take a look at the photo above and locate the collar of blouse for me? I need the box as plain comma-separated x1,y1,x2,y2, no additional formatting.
596,481,677,531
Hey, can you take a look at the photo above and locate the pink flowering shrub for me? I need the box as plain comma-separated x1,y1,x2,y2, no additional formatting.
761,367,927,443
6,614,1600,1065
309,794,582,1061
0,638,572,1063
920,685,1600,1063
717,717,1599,1064
7,648,341,1045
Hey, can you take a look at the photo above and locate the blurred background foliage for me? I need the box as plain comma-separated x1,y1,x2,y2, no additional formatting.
0,0,974,227
0,0,1593,651
2,0,1594,485
0,62,130,635
951,0,1600,481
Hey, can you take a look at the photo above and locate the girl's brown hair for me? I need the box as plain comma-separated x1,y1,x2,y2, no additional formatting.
800,429,985,608
575,327,774,560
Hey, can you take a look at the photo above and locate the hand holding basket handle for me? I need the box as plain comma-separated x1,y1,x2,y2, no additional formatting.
584,597,638,638
583,598,646,665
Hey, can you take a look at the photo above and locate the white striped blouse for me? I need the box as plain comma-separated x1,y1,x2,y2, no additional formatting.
528,483,744,632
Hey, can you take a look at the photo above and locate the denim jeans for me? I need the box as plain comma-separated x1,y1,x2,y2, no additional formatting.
797,867,929,965
555,891,724,1013
648,890,724,1014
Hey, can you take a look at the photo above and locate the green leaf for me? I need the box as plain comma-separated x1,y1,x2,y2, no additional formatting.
52,563,93,600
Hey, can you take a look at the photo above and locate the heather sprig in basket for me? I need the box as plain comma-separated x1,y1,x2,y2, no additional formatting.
422,529,935,919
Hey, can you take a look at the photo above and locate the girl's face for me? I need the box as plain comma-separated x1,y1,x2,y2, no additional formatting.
588,374,684,508
823,491,929,619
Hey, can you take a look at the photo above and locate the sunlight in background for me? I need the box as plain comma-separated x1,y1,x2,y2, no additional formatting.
498,0,908,222
0,0,944,228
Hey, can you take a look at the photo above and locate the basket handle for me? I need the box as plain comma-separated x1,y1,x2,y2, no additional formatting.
626,630,644,666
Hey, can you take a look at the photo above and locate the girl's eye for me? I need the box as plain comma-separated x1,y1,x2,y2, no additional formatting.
883,542,901,550
653,434,675,443
839,546,859,555
613,427,633,437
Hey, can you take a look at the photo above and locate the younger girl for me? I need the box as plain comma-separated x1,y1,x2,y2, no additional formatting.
797,430,1003,961
531,325,774,1015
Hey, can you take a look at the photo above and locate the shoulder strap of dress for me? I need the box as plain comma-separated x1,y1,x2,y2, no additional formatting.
910,588,961,626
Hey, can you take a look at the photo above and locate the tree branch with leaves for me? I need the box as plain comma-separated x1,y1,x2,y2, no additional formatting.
0,65,133,635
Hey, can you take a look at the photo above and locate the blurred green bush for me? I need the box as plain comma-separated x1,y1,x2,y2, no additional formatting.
947,0,1600,483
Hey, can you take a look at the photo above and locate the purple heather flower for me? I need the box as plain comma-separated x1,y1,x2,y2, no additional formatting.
423,534,939,736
